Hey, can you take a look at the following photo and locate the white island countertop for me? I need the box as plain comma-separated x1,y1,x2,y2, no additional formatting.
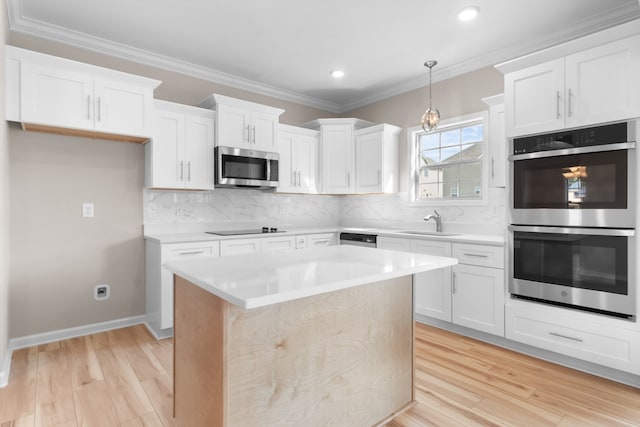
164,245,457,309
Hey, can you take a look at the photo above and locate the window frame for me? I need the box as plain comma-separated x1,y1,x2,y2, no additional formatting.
408,111,489,207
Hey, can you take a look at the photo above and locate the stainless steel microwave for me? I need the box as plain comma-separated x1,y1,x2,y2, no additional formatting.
215,146,279,189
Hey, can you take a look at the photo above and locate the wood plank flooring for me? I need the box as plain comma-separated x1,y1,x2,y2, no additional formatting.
0,322,638,426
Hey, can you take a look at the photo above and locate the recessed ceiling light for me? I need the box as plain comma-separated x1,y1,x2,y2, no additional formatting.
457,6,480,21
330,70,345,79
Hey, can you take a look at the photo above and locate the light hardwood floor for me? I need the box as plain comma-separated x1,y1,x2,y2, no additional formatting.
0,323,639,426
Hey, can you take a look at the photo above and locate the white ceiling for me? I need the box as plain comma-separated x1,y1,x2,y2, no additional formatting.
6,0,640,113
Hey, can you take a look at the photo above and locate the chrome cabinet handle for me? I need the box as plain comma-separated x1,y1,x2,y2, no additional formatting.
549,332,583,342
187,161,191,181
87,95,91,120
463,253,488,258
252,125,256,144
567,88,573,118
246,124,251,143
180,161,184,181
556,90,561,119
452,272,456,294
97,97,102,122
491,157,495,178
297,171,301,187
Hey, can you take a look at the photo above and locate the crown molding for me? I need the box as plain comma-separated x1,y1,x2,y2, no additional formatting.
7,0,640,114
5,0,341,113
340,6,640,112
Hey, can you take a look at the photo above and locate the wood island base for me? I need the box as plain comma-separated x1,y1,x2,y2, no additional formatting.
173,274,416,427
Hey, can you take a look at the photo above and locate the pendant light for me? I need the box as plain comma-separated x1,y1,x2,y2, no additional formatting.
421,60,440,132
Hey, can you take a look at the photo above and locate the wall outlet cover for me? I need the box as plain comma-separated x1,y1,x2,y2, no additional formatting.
94,284,110,301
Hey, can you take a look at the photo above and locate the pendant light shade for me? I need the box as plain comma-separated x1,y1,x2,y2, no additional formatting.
421,60,440,132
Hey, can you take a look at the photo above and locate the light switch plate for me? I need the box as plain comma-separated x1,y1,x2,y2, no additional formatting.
82,202,94,218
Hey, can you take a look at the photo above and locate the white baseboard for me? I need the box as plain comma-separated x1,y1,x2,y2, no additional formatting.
0,346,12,388
0,314,146,388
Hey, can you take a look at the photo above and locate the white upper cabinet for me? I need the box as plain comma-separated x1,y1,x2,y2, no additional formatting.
200,94,284,152
504,35,640,137
482,94,506,188
145,100,215,190
320,122,355,194
277,124,319,194
7,46,160,142
354,124,401,194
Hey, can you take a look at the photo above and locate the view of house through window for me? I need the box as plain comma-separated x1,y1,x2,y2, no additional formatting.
415,119,484,201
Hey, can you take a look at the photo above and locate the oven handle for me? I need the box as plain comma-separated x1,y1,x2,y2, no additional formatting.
509,142,635,161
509,225,635,236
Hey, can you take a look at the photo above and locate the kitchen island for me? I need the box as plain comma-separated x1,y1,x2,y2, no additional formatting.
164,245,457,426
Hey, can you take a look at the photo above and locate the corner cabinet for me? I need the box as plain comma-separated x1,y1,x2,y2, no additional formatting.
200,94,284,152
277,124,319,194
6,46,160,142
503,34,640,137
145,100,215,190
377,236,505,337
354,124,401,193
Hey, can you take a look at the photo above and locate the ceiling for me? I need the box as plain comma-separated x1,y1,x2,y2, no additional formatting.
6,0,640,113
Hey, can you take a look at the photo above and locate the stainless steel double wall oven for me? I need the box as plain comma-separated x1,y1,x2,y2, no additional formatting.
508,121,637,319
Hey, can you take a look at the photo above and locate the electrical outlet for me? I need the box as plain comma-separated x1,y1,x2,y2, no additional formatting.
94,284,110,301
82,203,94,218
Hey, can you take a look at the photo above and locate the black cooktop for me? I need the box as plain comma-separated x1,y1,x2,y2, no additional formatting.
206,227,285,236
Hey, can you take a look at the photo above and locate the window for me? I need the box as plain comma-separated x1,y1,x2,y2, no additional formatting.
409,113,487,204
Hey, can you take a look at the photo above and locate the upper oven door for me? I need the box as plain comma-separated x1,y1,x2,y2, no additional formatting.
510,144,636,227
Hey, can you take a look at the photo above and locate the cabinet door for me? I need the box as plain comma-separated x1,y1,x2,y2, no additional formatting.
296,133,318,193
20,62,94,131
504,58,564,137
93,77,153,137
355,130,383,193
411,240,452,321
220,238,262,256
148,109,184,189
488,102,506,188
565,35,640,128
183,115,215,190
452,264,504,336
321,124,354,194
277,130,296,192
251,111,279,152
217,104,250,149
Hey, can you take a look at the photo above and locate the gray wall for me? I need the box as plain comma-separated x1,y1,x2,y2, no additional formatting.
1,0,10,377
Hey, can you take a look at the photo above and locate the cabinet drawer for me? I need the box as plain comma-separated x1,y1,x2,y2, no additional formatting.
164,242,219,259
220,238,262,256
307,233,337,247
506,302,640,374
452,243,504,268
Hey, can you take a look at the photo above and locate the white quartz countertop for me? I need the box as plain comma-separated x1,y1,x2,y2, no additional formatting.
164,245,458,309
145,226,504,246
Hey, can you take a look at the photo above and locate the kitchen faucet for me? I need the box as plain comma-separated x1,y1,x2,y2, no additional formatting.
423,210,442,232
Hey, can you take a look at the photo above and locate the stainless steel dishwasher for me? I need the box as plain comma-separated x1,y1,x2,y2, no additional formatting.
339,232,377,248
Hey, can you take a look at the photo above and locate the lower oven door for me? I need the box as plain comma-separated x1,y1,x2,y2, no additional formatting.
509,225,636,318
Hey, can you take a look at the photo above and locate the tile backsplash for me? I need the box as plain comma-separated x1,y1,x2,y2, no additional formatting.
143,189,341,234
144,188,506,236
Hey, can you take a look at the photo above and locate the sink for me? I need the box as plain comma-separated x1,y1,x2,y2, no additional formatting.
396,230,462,237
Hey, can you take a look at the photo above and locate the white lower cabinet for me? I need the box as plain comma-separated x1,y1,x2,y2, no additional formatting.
506,299,640,375
261,236,296,253
377,236,505,336
452,264,505,336
307,233,338,247
145,240,220,338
